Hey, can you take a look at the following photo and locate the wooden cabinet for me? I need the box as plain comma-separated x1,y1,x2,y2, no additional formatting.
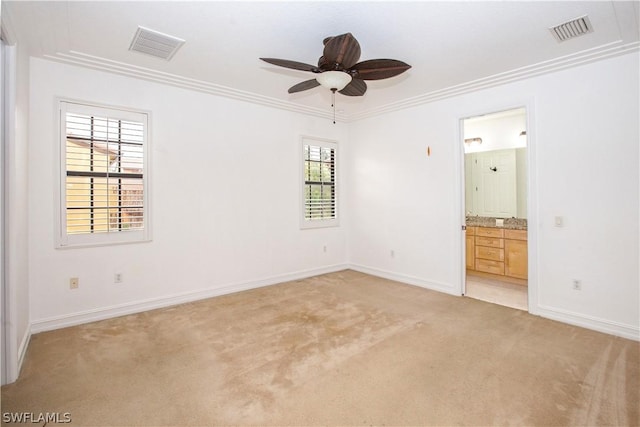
465,227,475,270
504,230,528,279
476,227,504,239
504,229,527,240
475,227,505,275
468,226,527,282
476,245,504,262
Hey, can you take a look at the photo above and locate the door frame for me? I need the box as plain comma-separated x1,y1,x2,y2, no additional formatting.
456,99,538,315
1,41,19,385
1,36,5,386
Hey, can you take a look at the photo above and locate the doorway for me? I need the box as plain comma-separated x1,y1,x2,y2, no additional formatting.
462,107,529,311
1,40,18,385
1,37,5,385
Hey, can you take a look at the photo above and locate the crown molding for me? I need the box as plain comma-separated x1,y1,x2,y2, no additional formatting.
0,3,19,45
349,40,640,122
43,40,639,124
43,51,348,123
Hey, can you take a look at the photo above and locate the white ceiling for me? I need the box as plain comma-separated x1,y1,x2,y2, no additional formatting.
2,1,639,121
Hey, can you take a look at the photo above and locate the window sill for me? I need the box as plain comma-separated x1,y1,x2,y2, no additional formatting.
56,231,152,249
300,218,339,230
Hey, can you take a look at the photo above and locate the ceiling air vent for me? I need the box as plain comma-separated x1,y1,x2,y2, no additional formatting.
129,26,185,60
549,15,593,43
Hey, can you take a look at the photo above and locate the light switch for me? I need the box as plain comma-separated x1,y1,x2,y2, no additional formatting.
554,216,563,227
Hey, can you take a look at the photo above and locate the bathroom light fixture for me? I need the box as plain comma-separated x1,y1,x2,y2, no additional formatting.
464,137,483,145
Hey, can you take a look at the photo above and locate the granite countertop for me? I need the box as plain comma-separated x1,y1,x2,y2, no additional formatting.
466,216,527,230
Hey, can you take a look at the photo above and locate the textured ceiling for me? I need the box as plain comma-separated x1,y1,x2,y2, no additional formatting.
2,1,639,120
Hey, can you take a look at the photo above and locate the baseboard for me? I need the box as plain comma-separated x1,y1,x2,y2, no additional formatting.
17,324,31,378
348,263,458,296
30,264,349,334
350,265,639,341
536,304,639,341
28,263,639,342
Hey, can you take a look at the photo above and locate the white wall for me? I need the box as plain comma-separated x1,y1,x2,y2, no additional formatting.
25,51,640,342
28,58,348,331
347,52,639,339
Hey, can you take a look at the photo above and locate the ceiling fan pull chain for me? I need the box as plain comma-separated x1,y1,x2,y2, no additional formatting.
331,89,336,124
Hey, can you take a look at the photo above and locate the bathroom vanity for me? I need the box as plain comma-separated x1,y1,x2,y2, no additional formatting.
465,217,528,284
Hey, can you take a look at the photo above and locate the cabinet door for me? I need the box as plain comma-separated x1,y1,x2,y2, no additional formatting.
504,229,527,240
505,239,528,279
466,234,475,270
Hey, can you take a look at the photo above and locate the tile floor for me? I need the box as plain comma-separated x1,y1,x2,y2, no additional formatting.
465,273,528,311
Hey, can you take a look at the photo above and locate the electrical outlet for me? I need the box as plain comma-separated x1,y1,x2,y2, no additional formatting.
390,250,395,258
114,273,123,284
69,277,79,289
323,245,327,253
572,279,582,290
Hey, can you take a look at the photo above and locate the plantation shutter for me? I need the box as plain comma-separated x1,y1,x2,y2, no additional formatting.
59,101,150,247
303,142,336,221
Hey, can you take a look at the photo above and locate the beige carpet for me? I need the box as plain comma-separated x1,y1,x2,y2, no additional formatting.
2,270,638,426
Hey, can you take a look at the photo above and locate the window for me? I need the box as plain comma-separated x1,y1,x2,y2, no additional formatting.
301,137,338,229
57,101,150,247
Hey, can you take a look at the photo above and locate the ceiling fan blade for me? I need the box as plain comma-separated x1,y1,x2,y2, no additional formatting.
288,79,321,94
349,59,412,80
321,33,361,70
260,58,320,73
339,79,367,96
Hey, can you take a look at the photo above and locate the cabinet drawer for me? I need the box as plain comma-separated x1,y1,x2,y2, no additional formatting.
466,226,476,236
475,259,505,275
476,245,504,261
475,236,504,248
504,229,527,241
476,227,504,238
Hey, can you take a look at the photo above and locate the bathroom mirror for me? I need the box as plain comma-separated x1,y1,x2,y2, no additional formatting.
463,108,527,219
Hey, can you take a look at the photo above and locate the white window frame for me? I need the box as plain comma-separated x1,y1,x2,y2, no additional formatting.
300,136,339,229
55,99,152,248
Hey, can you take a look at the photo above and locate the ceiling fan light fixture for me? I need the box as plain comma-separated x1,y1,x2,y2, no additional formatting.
316,71,352,91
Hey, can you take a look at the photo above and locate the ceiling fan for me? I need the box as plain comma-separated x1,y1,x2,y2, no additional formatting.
260,32,411,98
